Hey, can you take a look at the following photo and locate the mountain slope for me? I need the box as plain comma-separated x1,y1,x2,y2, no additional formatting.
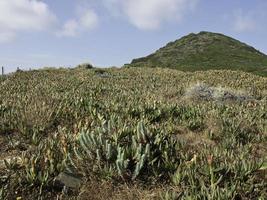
127,31,267,76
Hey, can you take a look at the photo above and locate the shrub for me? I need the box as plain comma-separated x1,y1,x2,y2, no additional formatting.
184,83,214,101
184,83,253,102
76,63,94,69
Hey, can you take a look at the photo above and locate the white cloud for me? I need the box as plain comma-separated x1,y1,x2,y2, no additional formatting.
57,9,98,37
80,11,99,30
0,0,56,43
0,1,99,41
233,10,256,32
102,0,198,30
58,19,79,37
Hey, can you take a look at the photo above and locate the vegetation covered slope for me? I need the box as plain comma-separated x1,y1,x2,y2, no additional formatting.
0,68,266,199
128,31,267,76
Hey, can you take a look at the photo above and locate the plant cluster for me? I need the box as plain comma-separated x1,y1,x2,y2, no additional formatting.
0,67,266,199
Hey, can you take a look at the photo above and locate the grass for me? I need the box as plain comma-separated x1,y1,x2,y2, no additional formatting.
0,67,266,199
128,31,267,76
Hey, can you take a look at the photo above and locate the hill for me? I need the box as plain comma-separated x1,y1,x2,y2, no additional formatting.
127,31,267,76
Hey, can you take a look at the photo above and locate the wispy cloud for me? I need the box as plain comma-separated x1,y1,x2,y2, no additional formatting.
57,8,99,37
232,9,257,32
0,31,16,43
58,20,79,37
0,0,57,43
102,0,198,30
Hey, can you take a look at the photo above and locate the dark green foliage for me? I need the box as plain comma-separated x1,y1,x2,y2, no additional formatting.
76,63,94,69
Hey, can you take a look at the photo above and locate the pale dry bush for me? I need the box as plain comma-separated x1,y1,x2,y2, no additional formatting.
184,83,253,102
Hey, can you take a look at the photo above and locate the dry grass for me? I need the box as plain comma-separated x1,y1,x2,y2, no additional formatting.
75,180,166,200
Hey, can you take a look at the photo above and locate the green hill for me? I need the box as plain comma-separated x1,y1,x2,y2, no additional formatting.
127,31,267,76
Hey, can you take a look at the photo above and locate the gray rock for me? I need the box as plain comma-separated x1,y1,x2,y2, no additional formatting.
54,172,82,190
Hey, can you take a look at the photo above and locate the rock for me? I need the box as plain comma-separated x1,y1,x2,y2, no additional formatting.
54,172,82,190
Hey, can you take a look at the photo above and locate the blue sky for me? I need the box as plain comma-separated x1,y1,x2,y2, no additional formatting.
1,0,267,73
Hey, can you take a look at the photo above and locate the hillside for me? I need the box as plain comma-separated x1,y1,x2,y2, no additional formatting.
127,31,267,76
0,68,266,199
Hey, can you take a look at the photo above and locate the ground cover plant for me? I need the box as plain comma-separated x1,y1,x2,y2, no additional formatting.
0,67,266,199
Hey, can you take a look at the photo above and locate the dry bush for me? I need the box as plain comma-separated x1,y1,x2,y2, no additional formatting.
184,83,253,102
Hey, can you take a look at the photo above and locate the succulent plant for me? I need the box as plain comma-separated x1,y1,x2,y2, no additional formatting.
0,68,266,198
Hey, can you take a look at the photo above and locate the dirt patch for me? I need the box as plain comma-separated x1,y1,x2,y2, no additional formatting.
78,180,166,200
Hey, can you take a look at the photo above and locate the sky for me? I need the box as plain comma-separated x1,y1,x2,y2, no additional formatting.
1,0,267,73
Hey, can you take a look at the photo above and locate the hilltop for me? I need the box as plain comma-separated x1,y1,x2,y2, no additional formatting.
127,31,267,76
